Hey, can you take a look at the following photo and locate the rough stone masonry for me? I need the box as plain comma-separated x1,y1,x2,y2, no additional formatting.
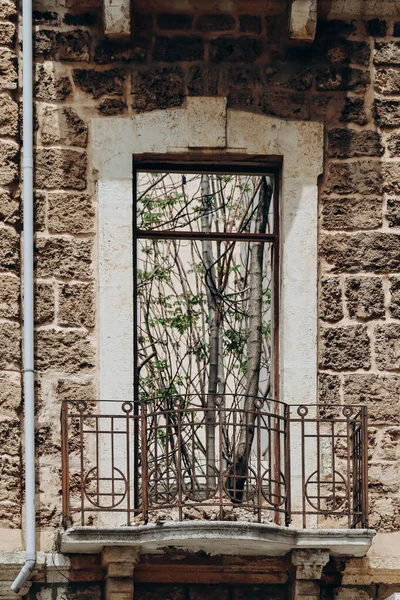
3,0,400,597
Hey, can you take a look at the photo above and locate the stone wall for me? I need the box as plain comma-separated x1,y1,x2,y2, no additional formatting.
2,0,400,549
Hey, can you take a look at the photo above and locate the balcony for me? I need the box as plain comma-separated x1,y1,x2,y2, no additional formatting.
60,396,373,556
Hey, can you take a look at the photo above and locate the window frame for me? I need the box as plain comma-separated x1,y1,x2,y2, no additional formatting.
132,161,281,409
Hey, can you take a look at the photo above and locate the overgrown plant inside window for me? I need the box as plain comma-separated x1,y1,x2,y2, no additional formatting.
134,167,279,507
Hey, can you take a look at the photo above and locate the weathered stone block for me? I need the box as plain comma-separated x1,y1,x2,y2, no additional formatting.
97,98,127,115
267,67,312,92
366,19,387,37
41,106,88,147
375,99,400,127
320,325,370,371
95,39,146,64
320,276,343,322
36,29,91,62
0,419,20,456
35,64,72,102
36,329,95,373
0,274,19,319
375,69,400,95
327,129,383,158
375,41,400,65
33,10,59,25
34,29,55,56
344,374,400,424
322,233,400,273
73,69,125,99
0,22,15,45
375,324,400,370
383,163,400,194
345,277,385,320
321,197,382,230
56,379,95,402
369,496,400,531
325,39,370,66
36,237,93,279
132,67,184,112
0,322,20,369
0,139,19,185
239,15,262,34
259,91,309,120
35,282,54,325
58,283,95,328
48,193,94,233
0,94,18,137
0,455,20,510
0,225,19,272
156,13,193,30
196,14,236,32
229,66,262,89
153,36,204,62
0,49,18,89
0,0,16,19
369,463,398,493
340,96,368,125
36,149,87,190
316,67,370,92
387,133,400,157
318,372,341,405
0,500,20,528
387,199,400,228
324,161,382,195
0,372,21,417
209,36,263,63
390,277,400,318
0,189,19,226
58,30,91,61
378,427,400,461
34,191,46,232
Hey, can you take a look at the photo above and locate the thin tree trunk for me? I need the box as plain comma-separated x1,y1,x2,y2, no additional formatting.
201,174,219,490
226,177,273,503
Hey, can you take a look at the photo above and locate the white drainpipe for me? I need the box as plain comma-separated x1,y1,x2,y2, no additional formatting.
11,0,36,592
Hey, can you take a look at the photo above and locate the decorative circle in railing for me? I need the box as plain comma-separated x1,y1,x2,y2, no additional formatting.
83,466,127,509
305,469,347,513
147,465,179,506
297,405,308,417
261,470,287,507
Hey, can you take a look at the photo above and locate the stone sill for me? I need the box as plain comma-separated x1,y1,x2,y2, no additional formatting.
59,522,375,557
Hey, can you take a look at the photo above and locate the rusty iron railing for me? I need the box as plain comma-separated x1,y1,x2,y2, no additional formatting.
61,397,368,529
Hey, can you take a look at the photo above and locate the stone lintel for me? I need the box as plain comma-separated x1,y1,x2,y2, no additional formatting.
291,549,330,580
289,0,317,41
103,0,130,39
187,97,227,149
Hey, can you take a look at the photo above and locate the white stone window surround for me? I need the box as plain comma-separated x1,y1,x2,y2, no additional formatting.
92,101,323,414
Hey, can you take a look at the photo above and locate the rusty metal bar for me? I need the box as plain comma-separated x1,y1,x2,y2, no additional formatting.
61,400,70,527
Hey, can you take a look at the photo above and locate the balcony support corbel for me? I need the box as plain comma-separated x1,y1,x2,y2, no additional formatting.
102,547,140,600
289,0,317,42
290,550,330,600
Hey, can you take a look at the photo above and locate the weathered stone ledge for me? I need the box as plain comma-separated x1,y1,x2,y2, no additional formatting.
59,522,375,557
